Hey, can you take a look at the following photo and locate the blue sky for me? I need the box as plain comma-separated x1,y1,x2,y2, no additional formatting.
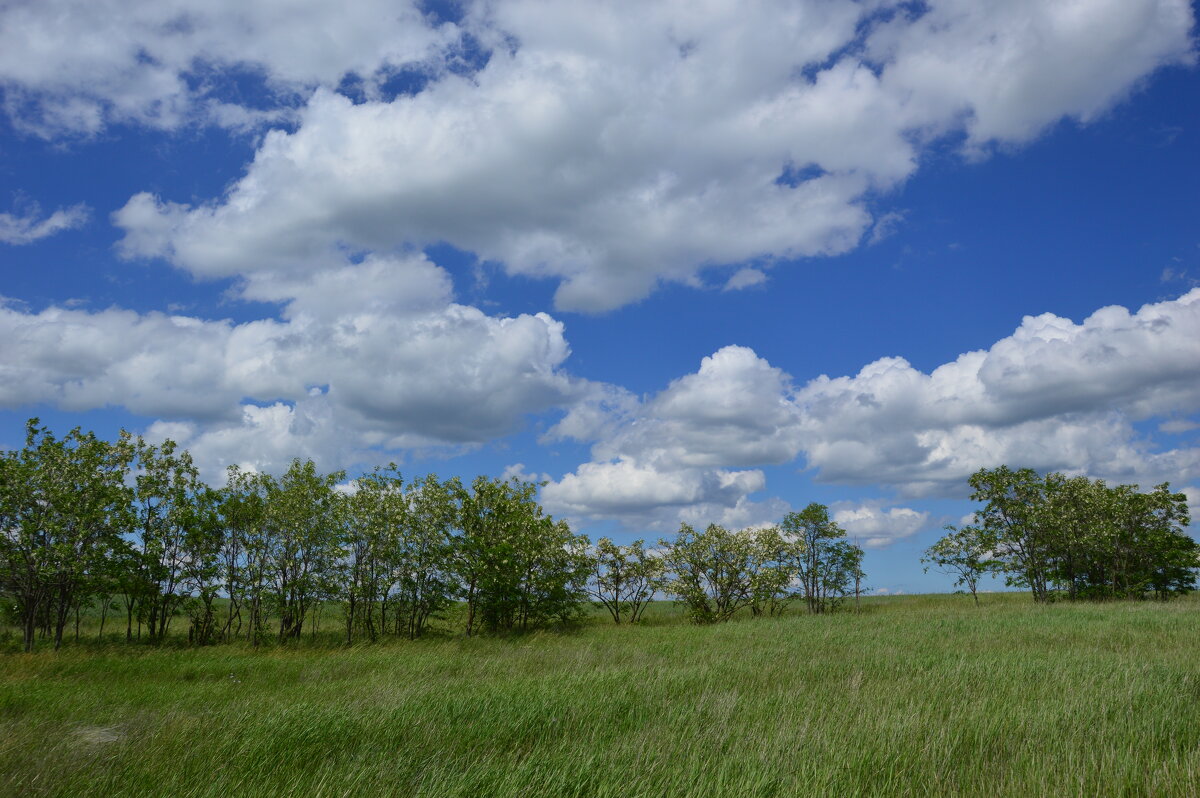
1,0,1198,593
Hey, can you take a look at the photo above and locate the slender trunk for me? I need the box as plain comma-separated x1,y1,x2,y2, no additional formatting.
97,595,112,640
465,577,477,637
22,601,37,653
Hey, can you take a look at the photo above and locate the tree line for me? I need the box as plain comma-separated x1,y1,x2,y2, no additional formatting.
924,466,1196,603
1,420,865,652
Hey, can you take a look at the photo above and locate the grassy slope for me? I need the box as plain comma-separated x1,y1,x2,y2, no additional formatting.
2,594,1199,797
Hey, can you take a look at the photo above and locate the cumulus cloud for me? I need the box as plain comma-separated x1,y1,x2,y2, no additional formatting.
831,501,930,548
0,202,89,244
0,0,455,135
102,0,1193,311
545,290,1200,527
0,255,582,474
795,289,1200,493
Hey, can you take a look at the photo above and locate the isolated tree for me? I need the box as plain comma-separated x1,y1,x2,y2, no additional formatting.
587,537,665,624
922,524,995,604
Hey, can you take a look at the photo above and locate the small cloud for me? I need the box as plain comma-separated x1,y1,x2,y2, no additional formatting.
502,462,550,484
723,267,767,291
1161,263,1197,287
868,211,905,245
1154,125,1183,147
1160,419,1199,434
833,500,930,548
0,201,90,245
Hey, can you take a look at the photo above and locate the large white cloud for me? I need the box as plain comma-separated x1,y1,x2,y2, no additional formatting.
544,290,1200,527
0,255,581,472
103,0,1193,311
796,289,1200,493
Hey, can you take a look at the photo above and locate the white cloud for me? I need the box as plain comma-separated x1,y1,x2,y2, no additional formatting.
0,0,455,135
0,255,582,475
0,203,89,244
723,268,768,291
106,0,1193,311
501,462,550,484
796,289,1200,493
544,290,1200,526
831,501,930,548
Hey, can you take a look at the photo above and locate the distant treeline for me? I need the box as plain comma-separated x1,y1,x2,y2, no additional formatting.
924,466,1196,603
3,421,1195,653
0,419,864,653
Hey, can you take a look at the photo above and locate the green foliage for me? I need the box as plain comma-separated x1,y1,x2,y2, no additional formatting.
780,503,864,614
659,523,756,623
922,524,996,604
587,537,665,623
456,476,590,634
968,466,1197,602
265,459,347,640
0,419,133,651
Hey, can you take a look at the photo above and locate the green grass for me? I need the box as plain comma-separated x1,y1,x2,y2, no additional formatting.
3,593,1200,797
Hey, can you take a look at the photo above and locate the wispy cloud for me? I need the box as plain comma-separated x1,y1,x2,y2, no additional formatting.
0,202,89,245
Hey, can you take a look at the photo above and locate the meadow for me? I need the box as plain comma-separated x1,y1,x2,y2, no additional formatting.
2,593,1200,797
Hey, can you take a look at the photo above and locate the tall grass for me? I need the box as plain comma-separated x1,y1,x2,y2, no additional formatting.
3,593,1199,796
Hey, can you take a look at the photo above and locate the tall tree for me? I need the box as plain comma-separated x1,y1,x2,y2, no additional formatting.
128,438,215,642
397,473,457,639
968,467,1054,603
265,459,346,641
220,466,275,644
455,476,588,634
781,504,862,614
0,419,133,651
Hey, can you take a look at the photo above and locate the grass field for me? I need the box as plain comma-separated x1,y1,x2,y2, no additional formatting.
3,593,1200,797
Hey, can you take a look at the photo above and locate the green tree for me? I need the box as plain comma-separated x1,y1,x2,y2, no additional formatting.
397,473,457,639
128,438,215,643
455,476,588,634
747,526,797,617
219,466,275,644
0,419,133,651
922,524,995,604
781,503,862,614
587,537,665,623
966,466,1196,601
265,459,346,641
968,466,1054,603
659,523,758,623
